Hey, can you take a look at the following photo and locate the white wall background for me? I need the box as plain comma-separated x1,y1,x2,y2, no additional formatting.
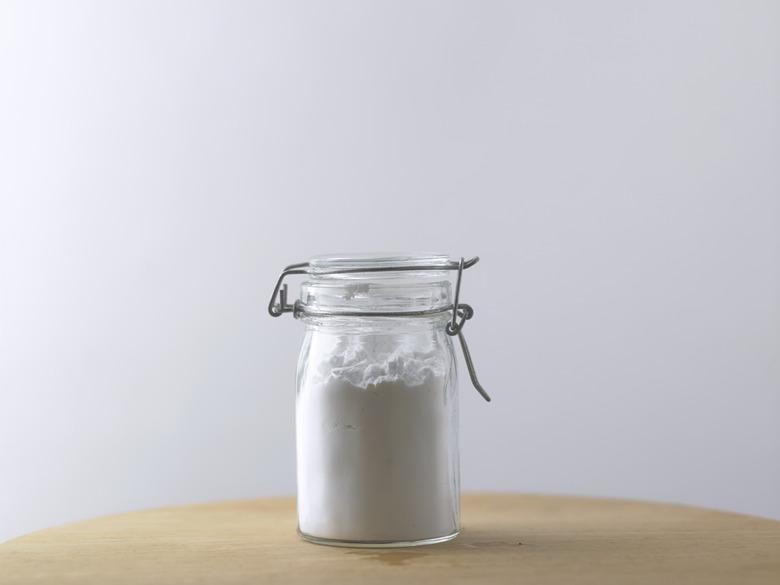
1,0,779,543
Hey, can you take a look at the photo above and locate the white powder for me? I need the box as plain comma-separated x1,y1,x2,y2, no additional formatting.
296,336,458,543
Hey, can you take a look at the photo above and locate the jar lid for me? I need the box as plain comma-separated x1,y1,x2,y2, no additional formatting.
268,253,480,317
301,253,455,315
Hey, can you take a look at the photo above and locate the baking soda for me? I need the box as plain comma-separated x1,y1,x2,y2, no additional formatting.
296,337,458,543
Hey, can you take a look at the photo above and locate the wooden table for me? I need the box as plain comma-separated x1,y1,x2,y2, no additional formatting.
2,494,779,584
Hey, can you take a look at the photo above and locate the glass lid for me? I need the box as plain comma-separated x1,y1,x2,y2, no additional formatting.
300,253,453,314
308,253,451,274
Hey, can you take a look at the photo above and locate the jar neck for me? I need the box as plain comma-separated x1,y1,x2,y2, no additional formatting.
299,312,451,334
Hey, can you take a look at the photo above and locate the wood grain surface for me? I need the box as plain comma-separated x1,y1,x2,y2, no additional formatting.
2,494,779,584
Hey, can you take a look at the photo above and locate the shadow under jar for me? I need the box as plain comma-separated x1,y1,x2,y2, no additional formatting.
268,253,490,548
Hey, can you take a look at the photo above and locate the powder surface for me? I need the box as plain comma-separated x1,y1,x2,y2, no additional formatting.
296,336,458,543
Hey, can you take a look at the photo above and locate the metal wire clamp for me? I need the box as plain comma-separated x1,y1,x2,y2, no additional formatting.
268,256,491,402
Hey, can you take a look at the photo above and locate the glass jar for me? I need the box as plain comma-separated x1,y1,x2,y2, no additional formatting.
268,253,489,548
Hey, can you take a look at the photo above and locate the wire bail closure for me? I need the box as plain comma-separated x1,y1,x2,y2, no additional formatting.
267,256,491,402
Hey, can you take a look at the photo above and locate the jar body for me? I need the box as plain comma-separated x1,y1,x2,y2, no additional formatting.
295,315,459,547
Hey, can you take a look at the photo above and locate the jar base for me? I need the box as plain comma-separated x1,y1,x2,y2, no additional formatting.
298,528,459,548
